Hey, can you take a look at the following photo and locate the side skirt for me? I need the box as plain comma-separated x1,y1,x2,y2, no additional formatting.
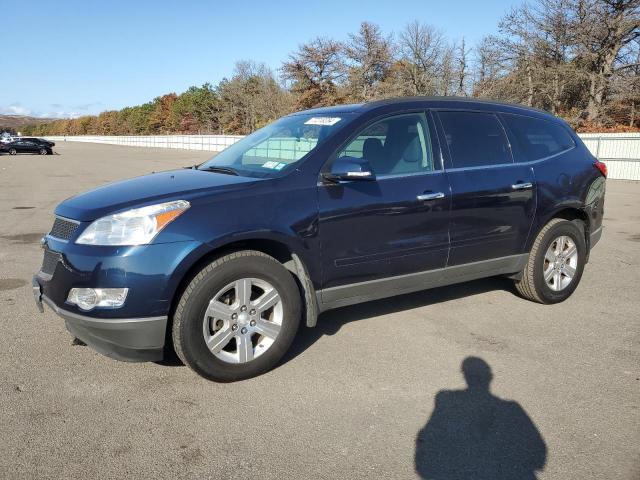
317,254,528,312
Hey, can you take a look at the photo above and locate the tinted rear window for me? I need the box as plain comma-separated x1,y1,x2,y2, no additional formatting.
503,114,575,161
438,111,512,168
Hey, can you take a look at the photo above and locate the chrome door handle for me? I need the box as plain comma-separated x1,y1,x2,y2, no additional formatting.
417,192,445,201
511,182,533,190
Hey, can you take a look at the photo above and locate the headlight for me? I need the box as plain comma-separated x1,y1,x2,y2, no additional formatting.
76,200,190,246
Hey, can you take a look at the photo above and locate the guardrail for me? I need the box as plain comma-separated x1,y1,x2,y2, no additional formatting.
44,132,640,181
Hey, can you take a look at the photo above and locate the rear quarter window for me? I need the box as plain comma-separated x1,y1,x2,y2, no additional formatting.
503,113,575,161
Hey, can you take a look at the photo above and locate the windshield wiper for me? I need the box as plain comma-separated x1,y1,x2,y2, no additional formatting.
202,166,240,176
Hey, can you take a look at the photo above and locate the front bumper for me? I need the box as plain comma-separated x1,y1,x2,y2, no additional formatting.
31,237,204,362
33,278,166,362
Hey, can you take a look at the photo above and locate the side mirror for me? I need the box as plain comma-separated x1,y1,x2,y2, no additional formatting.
322,156,376,183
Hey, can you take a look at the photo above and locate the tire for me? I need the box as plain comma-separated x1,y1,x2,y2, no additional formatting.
9,148,16,155
39,148,48,155
515,218,587,304
172,250,301,382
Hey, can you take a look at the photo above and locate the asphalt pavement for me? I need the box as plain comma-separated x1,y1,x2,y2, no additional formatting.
0,142,638,479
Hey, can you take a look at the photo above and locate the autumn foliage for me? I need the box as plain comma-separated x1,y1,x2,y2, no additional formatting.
22,1,640,136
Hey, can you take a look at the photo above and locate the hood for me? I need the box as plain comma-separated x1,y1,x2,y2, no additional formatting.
55,168,260,221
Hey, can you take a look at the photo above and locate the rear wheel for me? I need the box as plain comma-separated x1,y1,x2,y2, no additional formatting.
9,148,16,155
172,250,301,382
515,218,586,304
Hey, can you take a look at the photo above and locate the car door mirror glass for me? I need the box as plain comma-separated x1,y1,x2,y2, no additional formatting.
324,156,376,182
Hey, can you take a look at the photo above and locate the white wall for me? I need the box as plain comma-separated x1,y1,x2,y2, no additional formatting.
44,132,640,180
578,133,640,181
43,134,243,152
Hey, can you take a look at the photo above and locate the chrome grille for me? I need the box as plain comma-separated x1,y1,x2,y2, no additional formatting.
41,249,61,276
49,217,78,241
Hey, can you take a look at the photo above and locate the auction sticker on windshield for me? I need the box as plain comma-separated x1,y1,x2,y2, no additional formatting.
304,117,341,126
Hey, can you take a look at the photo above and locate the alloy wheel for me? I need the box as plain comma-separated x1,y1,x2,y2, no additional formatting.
202,278,283,364
543,235,578,291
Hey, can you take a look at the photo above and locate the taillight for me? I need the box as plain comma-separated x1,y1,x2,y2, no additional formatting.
594,160,607,178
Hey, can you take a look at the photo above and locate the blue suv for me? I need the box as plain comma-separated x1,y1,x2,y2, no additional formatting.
33,97,606,381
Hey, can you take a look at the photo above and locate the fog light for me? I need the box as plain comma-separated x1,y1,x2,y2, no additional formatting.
67,288,128,311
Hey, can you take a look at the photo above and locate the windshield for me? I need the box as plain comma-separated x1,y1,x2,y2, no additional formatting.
198,113,356,177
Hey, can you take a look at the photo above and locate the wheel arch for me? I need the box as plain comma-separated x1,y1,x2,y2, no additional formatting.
166,236,319,348
529,205,591,261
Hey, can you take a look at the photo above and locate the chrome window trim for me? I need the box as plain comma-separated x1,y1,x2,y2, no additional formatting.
375,169,445,180
517,145,576,165
440,144,576,172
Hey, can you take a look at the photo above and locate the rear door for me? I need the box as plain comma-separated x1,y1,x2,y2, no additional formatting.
435,110,536,266
318,111,450,291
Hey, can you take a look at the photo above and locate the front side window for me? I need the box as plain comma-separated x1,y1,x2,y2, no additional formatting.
199,113,356,177
502,113,575,161
337,113,434,176
438,111,512,168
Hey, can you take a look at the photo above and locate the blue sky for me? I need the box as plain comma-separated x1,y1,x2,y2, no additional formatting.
0,0,518,118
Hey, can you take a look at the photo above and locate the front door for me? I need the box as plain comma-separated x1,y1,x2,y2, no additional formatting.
317,112,451,296
435,110,536,266
16,141,37,153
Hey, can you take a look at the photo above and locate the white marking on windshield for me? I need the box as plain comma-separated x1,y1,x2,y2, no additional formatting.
304,117,341,126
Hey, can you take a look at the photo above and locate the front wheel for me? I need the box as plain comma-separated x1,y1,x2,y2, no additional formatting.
515,218,587,304
39,148,48,155
9,148,16,155
172,250,301,382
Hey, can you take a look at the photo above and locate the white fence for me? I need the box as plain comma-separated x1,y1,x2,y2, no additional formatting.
43,134,244,152
578,133,640,181
44,132,640,180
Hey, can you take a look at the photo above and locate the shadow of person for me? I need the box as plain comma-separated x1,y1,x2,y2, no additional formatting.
415,357,547,480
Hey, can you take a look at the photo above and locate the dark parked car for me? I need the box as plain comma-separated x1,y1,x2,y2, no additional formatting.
2,138,53,155
33,97,606,381
22,137,55,147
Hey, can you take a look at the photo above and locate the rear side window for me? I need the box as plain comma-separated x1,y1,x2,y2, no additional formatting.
438,111,512,168
503,113,575,161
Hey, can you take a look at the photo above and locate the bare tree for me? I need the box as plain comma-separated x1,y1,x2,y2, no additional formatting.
439,44,456,96
574,0,640,121
455,37,470,96
397,21,447,95
282,37,346,109
344,22,395,101
473,36,505,97
607,40,640,126
496,3,545,106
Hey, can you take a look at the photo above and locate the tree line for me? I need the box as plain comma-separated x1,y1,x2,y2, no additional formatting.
22,0,639,137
